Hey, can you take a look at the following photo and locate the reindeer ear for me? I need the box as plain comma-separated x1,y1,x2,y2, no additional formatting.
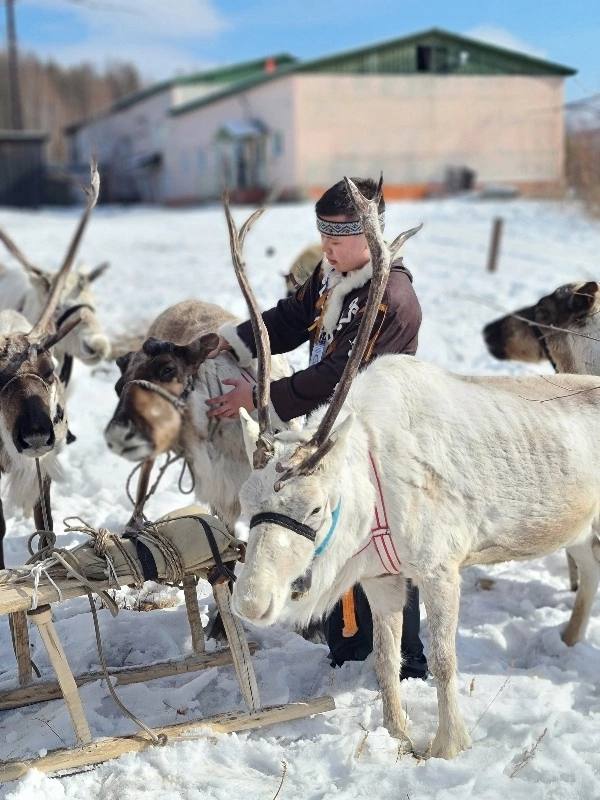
318,414,354,471
569,281,599,314
177,333,220,366
116,351,133,374
27,266,52,290
87,261,110,283
239,408,260,466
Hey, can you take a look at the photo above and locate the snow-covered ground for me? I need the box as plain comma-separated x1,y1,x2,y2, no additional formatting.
1,197,600,799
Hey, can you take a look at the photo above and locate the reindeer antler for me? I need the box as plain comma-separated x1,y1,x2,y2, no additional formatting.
29,161,100,338
222,193,273,469
0,227,40,273
275,175,422,489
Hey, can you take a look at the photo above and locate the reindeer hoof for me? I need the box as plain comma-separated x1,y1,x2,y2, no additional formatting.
430,728,471,760
561,628,580,647
386,720,415,757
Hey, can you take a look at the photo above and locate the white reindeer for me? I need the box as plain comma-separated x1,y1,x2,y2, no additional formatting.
0,166,100,567
0,222,111,387
230,179,600,760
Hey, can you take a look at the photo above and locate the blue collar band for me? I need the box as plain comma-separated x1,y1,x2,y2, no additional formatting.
314,499,341,558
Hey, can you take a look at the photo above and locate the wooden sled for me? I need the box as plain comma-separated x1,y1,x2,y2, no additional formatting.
0,506,335,782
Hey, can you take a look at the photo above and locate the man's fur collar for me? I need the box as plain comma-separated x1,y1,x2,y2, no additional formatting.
320,257,373,334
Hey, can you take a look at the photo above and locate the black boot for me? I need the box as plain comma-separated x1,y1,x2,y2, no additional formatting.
400,581,428,681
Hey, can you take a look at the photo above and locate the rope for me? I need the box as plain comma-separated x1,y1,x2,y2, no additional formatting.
62,517,145,591
85,589,166,747
125,452,194,509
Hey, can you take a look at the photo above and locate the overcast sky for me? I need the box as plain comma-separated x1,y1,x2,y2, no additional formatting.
5,0,599,101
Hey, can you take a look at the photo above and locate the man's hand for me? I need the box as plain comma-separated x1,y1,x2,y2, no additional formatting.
206,336,232,359
206,377,255,419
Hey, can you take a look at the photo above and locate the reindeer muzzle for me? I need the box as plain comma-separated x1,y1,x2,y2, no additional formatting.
14,397,55,454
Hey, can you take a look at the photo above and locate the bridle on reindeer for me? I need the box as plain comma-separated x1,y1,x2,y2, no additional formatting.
223,177,422,572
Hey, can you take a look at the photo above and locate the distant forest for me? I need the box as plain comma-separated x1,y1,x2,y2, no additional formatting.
0,51,142,161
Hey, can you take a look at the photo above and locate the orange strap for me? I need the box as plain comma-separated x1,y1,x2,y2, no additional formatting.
341,588,359,638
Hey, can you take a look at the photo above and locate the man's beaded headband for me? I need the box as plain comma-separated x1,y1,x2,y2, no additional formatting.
316,212,385,237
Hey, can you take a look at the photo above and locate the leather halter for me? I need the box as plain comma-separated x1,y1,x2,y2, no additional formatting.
53,303,95,389
55,302,95,330
530,322,558,373
250,511,317,542
0,371,52,397
123,376,196,413
250,501,342,599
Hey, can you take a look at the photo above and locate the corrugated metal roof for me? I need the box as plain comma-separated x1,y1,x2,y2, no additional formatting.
171,28,576,118
64,54,296,134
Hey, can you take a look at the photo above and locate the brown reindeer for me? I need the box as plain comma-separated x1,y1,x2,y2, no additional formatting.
483,279,600,590
283,243,322,296
105,298,292,531
483,281,600,373
0,165,100,568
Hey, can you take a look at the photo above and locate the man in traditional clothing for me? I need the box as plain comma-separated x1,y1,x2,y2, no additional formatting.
206,177,428,679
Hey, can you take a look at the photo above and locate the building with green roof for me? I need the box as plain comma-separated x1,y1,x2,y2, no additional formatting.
66,29,575,203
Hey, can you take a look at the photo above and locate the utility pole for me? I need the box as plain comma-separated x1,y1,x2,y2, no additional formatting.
5,0,24,129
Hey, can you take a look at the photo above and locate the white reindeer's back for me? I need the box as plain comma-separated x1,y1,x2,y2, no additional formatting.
0,267,29,315
345,355,600,562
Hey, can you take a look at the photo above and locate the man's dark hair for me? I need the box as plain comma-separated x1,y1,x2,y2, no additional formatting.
315,177,385,219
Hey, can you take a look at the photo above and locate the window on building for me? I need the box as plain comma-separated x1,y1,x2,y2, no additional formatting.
416,45,432,72
416,44,450,73
272,131,284,157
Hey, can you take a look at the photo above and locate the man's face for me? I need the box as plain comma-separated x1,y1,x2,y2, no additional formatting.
319,215,370,272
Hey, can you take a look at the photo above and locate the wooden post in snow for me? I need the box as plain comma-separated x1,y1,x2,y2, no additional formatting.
487,217,504,273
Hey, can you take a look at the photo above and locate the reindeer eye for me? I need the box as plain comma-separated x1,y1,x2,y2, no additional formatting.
159,365,177,382
311,506,322,516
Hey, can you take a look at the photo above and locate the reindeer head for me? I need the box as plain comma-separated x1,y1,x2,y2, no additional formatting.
226,179,422,625
0,163,100,459
234,409,354,623
104,333,219,461
483,281,600,365
283,243,322,297
0,326,68,457
0,222,111,366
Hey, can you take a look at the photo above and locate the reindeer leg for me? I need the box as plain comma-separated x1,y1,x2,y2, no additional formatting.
562,538,600,646
567,552,579,592
420,565,471,759
362,577,410,744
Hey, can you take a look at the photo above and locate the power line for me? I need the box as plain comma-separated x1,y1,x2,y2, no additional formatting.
5,0,23,129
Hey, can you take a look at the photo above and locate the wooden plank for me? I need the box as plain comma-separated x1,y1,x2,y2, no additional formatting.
8,611,32,686
28,606,92,746
0,549,240,615
0,696,336,783
0,573,133,615
0,644,258,711
213,581,260,712
182,576,205,654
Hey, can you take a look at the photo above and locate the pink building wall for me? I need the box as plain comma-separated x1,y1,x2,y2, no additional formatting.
294,74,565,197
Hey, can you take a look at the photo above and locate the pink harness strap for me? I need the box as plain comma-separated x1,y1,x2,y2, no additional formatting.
353,454,402,574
